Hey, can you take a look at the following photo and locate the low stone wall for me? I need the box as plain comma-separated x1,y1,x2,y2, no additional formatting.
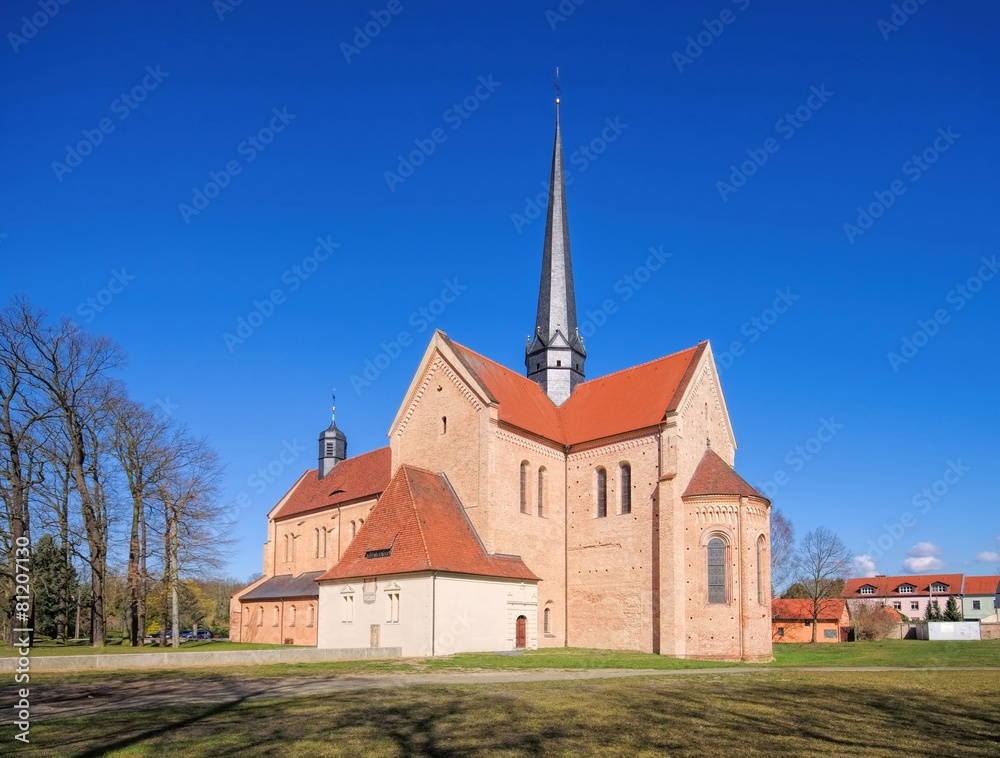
0,646,401,673
980,623,1000,640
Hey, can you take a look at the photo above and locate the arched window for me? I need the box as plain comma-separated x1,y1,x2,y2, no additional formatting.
537,467,547,517
442,416,447,434
284,534,290,563
307,604,315,627
757,536,767,605
707,537,726,604
289,605,296,627
313,528,320,558
273,605,280,627
520,461,530,514
359,518,364,527
350,520,356,539
257,606,264,627
596,467,607,518
620,463,631,515
543,606,552,634
320,526,327,559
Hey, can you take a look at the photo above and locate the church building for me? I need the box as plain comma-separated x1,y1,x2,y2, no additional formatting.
230,98,773,661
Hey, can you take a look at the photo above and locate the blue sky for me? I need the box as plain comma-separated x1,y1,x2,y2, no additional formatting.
3,0,998,582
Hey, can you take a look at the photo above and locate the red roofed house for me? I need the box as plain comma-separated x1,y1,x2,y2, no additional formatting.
230,102,773,660
962,576,1000,620
842,574,963,619
771,599,850,643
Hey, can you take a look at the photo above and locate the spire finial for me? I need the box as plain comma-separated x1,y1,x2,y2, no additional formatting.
554,66,561,106
331,389,337,423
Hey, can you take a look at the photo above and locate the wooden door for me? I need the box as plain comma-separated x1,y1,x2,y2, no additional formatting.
515,615,527,649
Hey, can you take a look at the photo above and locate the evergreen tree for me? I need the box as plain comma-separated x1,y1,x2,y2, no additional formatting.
944,595,964,621
32,534,78,639
923,600,942,621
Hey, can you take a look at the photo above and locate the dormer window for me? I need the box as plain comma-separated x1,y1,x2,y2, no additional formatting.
931,583,948,593
860,586,876,595
897,584,915,594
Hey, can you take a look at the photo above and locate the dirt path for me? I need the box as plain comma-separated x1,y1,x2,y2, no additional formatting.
13,666,1000,723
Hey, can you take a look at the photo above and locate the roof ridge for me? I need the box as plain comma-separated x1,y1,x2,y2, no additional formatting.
401,466,433,569
576,341,705,386
300,444,392,477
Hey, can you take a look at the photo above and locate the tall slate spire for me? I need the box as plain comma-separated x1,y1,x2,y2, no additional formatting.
525,88,586,406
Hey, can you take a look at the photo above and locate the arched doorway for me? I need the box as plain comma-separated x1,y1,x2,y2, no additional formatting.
515,615,527,649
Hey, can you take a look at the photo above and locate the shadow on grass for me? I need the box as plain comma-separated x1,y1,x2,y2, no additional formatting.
24,672,1000,757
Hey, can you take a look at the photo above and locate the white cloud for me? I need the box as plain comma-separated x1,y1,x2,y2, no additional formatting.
902,556,944,572
907,542,942,558
853,555,878,577
975,551,1000,563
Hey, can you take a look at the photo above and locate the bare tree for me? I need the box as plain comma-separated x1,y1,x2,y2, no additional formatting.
850,600,900,641
12,301,124,646
109,398,172,646
770,508,795,596
155,434,231,648
0,299,53,645
791,526,852,642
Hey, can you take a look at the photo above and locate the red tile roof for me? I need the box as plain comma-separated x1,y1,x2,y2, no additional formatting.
963,575,1000,596
683,448,767,500
842,574,964,598
271,447,391,521
445,336,706,446
317,465,538,582
446,337,564,442
772,598,847,621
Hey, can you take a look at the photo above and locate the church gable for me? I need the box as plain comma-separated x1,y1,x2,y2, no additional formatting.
390,331,493,443
672,343,736,457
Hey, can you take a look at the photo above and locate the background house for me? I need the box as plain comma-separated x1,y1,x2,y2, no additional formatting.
843,574,963,619
962,576,1000,620
771,598,849,643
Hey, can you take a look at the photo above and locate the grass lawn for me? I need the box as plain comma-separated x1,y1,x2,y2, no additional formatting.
0,640,285,657
6,670,1000,756
772,639,1000,667
18,639,1000,685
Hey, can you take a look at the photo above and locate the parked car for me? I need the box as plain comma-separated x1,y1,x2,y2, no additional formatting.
180,629,213,640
